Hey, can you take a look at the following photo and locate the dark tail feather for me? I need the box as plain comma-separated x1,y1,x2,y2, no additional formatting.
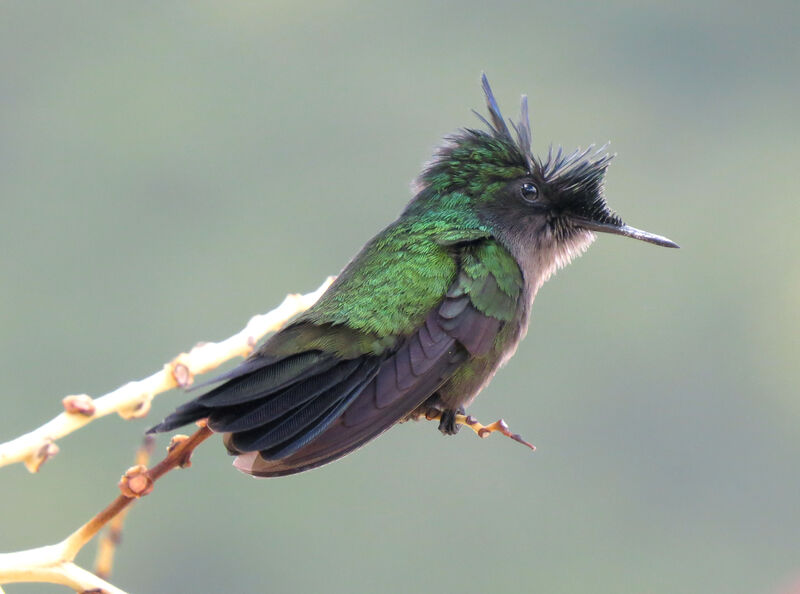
232,345,466,477
147,400,209,434
228,357,381,454
197,352,334,407
231,309,472,477
146,350,336,434
207,358,363,433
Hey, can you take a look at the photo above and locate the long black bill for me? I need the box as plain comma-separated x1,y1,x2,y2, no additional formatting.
572,217,679,248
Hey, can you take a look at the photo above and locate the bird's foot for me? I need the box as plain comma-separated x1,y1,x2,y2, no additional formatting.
423,408,536,451
438,407,465,436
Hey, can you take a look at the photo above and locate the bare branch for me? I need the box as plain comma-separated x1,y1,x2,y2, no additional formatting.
0,277,334,473
0,424,213,592
94,436,156,580
0,275,535,592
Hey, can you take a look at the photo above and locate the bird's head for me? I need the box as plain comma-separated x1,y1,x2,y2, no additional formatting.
411,74,677,276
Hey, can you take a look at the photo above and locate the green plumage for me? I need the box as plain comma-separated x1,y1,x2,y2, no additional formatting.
457,242,522,320
298,220,460,339
150,75,676,477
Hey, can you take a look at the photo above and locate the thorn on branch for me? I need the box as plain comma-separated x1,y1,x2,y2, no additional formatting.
62,394,96,416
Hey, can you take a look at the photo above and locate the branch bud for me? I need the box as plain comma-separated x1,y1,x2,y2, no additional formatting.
118,464,154,498
170,361,194,389
24,440,60,472
62,394,96,416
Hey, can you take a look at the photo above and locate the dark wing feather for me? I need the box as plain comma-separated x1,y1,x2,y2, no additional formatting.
231,273,511,477
151,239,521,478
229,357,381,454
197,352,337,407
206,358,364,433
232,309,468,477
146,351,338,434
183,355,280,393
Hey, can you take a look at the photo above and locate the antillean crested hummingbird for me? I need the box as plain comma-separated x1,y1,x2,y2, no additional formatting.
149,75,678,477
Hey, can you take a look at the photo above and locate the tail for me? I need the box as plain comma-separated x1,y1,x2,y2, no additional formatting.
149,306,475,477
147,400,208,434
146,350,391,474
147,350,351,436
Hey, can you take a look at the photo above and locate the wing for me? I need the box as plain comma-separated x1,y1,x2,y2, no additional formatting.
232,240,523,477
149,236,522,478
229,309,466,476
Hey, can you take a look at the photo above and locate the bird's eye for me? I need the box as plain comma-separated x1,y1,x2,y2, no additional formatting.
520,182,539,202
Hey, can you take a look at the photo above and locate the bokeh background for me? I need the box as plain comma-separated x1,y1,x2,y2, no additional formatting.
1,2,798,593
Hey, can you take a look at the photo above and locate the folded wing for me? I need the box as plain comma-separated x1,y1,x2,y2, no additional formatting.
149,239,521,477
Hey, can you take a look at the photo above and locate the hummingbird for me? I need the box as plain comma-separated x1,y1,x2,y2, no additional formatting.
149,75,677,477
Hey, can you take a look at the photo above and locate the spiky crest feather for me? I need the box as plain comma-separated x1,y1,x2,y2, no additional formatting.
415,73,617,225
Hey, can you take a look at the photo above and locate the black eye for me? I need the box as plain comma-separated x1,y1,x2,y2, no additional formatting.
520,182,539,202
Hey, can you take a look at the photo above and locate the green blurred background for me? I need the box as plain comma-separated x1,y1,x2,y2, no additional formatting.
1,2,798,593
